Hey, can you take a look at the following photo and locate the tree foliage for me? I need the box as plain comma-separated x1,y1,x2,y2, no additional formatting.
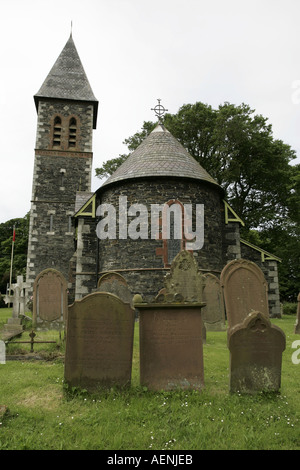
0,214,29,302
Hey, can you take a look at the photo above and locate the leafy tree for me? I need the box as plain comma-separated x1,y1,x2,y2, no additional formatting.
0,214,29,302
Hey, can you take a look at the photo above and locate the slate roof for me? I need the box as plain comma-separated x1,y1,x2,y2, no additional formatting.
34,34,98,128
101,124,221,189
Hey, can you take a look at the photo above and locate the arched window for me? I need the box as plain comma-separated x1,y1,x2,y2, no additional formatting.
68,117,77,148
52,116,62,147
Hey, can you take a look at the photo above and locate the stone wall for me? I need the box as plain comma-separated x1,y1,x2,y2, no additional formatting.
93,177,225,301
26,98,95,297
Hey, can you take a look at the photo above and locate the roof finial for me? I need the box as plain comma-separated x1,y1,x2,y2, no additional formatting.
70,20,73,37
151,99,168,124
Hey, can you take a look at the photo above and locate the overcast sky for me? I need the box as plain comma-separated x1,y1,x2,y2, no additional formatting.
0,0,299,224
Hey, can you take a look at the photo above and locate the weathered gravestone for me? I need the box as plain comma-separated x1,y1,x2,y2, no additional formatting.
97,272,133,306
0,340,5,364
164,249,205,301
33,269,68,329
4,275,30,317
294,293,300,334
135,250,206,391
220,259,269,330
202,273,226,331
64,292,135,391
228,311,286,393
2,276,30,340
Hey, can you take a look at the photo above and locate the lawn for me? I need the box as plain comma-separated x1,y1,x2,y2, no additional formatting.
0,308,299,450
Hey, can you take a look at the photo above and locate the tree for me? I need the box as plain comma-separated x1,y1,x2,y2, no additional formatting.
0,214,29,302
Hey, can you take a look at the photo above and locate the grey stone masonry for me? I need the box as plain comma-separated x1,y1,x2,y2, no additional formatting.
26,98,95,299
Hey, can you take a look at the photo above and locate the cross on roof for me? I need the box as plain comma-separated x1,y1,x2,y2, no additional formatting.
151,99,168,123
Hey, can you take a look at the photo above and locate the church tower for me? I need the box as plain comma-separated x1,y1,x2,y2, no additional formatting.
26,34,98,295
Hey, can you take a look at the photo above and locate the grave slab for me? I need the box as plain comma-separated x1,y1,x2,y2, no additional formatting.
64,292,135,391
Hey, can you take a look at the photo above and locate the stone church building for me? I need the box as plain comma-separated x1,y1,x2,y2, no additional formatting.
26,35,282,317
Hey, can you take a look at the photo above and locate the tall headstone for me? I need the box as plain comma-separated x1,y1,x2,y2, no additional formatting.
220,259,269,330
4,276,30,317
97,272,132,306
2,276,30,339
228,311,286,393
295,293,300,334
33,268,68,329
136,250,205,391
64,292,135,391
202,273,226,331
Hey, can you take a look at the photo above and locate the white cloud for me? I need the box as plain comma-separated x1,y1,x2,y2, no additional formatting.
0,0,299,223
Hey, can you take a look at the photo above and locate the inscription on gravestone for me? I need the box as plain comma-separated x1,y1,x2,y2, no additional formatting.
136,250,205,391
138,305,205,391
33,269,68,329
164,250,205,302
64,292,135,391
97,272,132,306
220,259,269,330
202,273,226,331
228,311,286,393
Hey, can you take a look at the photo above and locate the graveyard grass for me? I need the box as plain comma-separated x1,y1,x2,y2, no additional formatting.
0,308,299,450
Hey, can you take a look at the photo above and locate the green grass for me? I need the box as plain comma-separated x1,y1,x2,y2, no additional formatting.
0,310,299,450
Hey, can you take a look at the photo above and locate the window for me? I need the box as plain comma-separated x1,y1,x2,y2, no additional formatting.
68,117,77,148
52,116,62,147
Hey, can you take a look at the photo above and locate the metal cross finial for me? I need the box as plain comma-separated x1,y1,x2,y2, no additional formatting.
151,99,168,123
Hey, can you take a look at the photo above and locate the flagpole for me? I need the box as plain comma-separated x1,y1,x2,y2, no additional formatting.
9,225,15,301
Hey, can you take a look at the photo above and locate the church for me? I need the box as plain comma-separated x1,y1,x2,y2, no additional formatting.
25,34,282,317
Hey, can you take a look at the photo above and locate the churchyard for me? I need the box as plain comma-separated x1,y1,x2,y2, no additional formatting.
0,307,299,450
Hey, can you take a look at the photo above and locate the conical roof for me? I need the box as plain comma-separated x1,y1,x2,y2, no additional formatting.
34,34,98,127
101,124,220,189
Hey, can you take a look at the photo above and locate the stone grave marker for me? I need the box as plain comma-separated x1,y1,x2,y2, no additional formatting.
294,293,300,334
135,250,206,391
2,276,30,339
64,292,135,391
33,268,68,329
0,340,5,364
4,275,30,317
97,272,132,306
202,273,226,331
228,311,286,393
164,249,205,302
220,259,269,330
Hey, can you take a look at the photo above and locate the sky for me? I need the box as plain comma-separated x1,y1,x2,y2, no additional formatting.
0,0,299,224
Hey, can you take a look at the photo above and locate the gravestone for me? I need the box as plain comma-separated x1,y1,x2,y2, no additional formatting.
64,292,135,391
135,250,205,391
97,272,132,306
164,249,205,301
220,259,269,330
2,276,30,339
0,340,5,364
4,275,30,317
295,293,300,334
33,269,68,329
228,311,286,393
202,273,226,331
